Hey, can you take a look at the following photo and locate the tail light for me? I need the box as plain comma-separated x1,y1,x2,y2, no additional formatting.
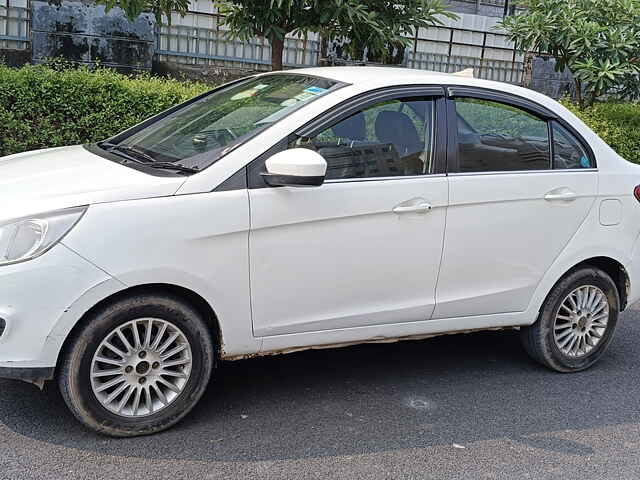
635,185,640,203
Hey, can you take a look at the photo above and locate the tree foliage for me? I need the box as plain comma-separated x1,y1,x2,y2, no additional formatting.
217,0,457,68
215,0,379,70
500,0,640,106
101,0,190,23
334,0,458,64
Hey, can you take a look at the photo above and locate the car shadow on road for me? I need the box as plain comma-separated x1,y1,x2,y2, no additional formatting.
1,317,638,462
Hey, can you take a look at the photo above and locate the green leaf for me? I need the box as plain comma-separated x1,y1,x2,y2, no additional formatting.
499,0,640,101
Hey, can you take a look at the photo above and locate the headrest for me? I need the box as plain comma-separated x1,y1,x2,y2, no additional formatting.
332,112,366,141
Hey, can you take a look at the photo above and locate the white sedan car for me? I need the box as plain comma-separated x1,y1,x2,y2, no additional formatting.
1,67,639,436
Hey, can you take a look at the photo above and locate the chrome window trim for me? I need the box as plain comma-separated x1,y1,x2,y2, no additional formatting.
324,169,597,183
448,168,598,177
325,173,447,184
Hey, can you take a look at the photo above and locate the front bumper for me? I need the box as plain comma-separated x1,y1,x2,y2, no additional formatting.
0,243,120,381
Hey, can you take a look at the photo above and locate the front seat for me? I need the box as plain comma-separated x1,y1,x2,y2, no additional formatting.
375,111,424,175
316,112,368,179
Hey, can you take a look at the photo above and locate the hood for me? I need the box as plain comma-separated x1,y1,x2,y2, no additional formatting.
0,145,186,221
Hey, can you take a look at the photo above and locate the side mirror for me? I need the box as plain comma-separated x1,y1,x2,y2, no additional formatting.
261,148,327,187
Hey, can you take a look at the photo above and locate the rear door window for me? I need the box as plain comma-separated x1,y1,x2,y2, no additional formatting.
454,98,551,172
552,121,593,169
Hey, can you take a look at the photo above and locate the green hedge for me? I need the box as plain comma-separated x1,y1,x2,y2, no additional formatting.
0,64,210,157
562,100,640,164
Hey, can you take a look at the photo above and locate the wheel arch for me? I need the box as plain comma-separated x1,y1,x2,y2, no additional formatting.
558,256,630,311
56,283,223,372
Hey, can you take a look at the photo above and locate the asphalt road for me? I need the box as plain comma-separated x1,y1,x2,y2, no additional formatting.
3,307,640,480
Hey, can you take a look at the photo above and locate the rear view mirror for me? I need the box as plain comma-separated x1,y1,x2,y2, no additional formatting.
261,148,327,187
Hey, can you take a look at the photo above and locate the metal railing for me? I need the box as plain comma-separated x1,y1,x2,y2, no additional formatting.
405,26,523,83
0,2,30,50
452,0,523,15
157,10,523,83
407,52,522,83
455,0,509,7
156,11,320,70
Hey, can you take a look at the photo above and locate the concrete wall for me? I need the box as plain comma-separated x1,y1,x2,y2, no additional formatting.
0,48,30,66
31,0,155,71
527,56,575,99
444,0,507,17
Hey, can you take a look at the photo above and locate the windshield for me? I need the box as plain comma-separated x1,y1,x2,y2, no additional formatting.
103,74,341,172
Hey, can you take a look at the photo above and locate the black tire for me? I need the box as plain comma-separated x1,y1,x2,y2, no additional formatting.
520,267,619,372
58,294,215,437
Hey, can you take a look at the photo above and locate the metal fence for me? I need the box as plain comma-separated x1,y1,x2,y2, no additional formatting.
406,26,523,83
156,11,320,70
0,1,30,50
458,0,509,5
453,0,524,14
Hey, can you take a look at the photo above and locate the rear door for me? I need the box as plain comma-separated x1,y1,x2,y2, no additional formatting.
248,87,450,337
433,88,598,319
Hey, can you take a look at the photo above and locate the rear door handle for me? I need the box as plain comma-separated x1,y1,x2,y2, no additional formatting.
544,188,577,202
393,202,433,214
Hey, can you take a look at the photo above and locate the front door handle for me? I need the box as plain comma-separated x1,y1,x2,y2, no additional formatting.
544,188,577,202
393,201,433,214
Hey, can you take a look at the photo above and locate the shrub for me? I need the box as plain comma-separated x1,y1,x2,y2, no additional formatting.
562,99,640,164
0,64,210,157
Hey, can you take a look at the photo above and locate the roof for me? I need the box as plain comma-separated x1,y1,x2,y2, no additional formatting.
285,66,544,105
293,66,452,84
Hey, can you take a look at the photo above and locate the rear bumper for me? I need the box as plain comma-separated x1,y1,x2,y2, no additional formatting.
629,236,640,307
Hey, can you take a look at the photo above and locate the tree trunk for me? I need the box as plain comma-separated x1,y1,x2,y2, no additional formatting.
270,36,285,71
574,77,583,108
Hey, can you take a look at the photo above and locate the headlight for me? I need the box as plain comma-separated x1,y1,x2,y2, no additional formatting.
0,206,87,266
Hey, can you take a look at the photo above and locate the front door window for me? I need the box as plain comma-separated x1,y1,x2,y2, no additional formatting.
291,97,436,180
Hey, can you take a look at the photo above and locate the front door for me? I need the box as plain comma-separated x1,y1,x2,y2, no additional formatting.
249,91,449,337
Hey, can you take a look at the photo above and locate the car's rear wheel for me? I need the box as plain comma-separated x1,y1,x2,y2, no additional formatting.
520,267,619,372
58,294,215,437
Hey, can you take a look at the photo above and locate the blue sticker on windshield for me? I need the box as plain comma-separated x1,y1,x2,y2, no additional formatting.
580,156,590,168
304,86,327,94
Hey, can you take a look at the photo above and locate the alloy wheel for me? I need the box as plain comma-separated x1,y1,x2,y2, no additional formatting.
553,285,609,358
90,318,192,417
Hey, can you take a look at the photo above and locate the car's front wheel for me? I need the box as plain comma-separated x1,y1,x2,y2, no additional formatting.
521,266,620,372
58,294,215,437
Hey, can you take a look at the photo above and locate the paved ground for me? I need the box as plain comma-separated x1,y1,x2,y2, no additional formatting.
3,307,640,480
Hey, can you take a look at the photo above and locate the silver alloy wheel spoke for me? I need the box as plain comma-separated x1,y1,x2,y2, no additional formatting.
553,285,609,358
132,388,142,416
90,318,192,418
117,385,135,413
95,356,125,367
